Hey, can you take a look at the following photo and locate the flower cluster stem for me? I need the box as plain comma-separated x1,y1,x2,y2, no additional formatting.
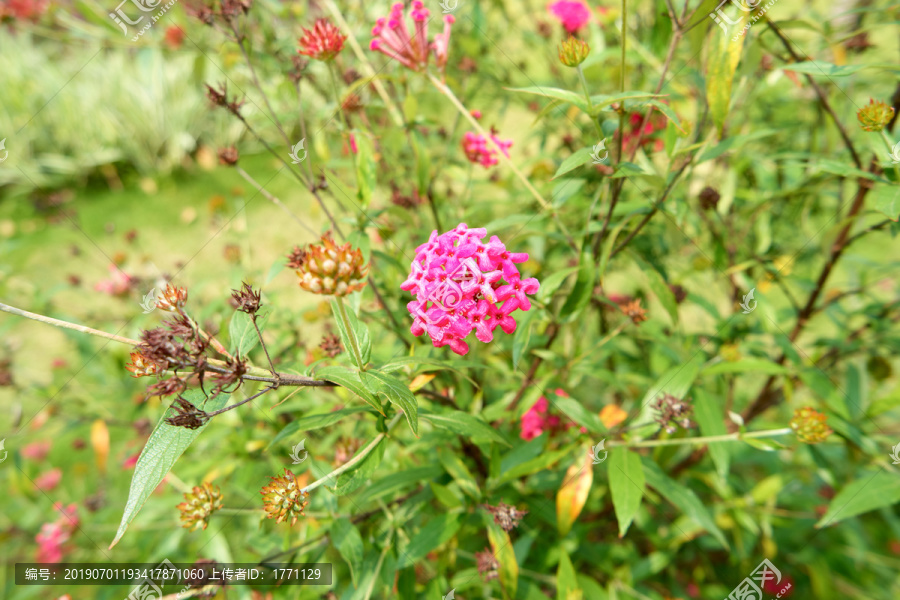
607,427,793,449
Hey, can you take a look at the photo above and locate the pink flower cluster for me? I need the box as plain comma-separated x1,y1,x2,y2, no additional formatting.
548,0,591,34
401,223,540,356
370,1,455,72
462,131,513,168
94,264,133,296
35,503,79,563
520,389,585,440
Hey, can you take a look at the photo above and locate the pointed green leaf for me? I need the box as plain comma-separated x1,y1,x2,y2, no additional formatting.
316,365,384,415
608,449,645,537
366,370,418,435
816,470,900,528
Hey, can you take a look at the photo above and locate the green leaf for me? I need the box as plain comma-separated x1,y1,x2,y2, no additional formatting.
333,438,385,496
331,298,371,368
437,447,480,499
399,513,462,567
512,309,535,370
507,86,589,113
816,470,900,528
269,407,369,447
559,252,596,319
703,359,790,375
486,518,518,600
631,253,678,324
644,99,684,133
495,445,572,486
693,390,730,479
110,390,229,548
429,481,463,509
872,183,900,221
354,133,376,207
331,518,364,587
588,91,664,116
422,410,511,446
382,355,483,386
642,460,729,549
557,551,583,600
366,370,419,435
228,310,266,358
357,465,442,504
608,449,645,537
553,396,605,434
536,267,580,303
316,365,384,415
696,129,778,163
780,61,889,77
706,18,745,134
553,147,596,179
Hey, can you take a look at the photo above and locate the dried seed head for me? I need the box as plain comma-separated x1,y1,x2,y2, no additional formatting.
319,333,343,358
231,282,262,315
481,502,527,531
157,284,188,312
857,98,894,132
619,298,648,324
176,482,223,531
698,186,720,211
475,548,499,581
653,393,694,432
790,407,833,444
166,397,208,430
217,146,239,166
292,233,368,296
147,376,187,397
260,469,309,526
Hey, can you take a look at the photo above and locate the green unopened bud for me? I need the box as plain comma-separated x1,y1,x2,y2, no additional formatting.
558,36,590,68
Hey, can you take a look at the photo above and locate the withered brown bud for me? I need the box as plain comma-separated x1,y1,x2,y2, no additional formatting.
286,246,308,270
217,147,239,166
319,333,343,358
698,186,720,211
231,282,262,315
166,397,208,430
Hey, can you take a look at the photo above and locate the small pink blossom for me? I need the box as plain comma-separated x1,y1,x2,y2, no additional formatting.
402,223,539,356
34,468,62,491
22,440,51,461
35,503,79,563
349,132,358,155
462,131,513,168
548,0,591,34
122,453,140,469
520,391,586,440
369,2,455,72
94,264,133,296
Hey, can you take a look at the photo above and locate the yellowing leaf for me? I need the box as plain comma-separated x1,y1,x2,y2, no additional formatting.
91,419,109,475
706,22,746,135
408,373,436,392
599,404,628,429
556,449,594,536
487,520,518,600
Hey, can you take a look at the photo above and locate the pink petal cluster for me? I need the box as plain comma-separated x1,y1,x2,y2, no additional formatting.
369,1,455,72
35,503,79,563
401,223,540,356
22,440,51,461
548,0,591,33
462,131,513,168
520,389,586,440
94,264,133,296
34,468,62,491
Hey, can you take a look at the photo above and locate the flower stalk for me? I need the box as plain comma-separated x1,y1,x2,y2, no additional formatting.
606,427,794,449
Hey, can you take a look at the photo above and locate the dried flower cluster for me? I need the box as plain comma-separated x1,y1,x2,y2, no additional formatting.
401,223,540,355
369,1,455,72
231,282,262,314
298,19,347,61
462,130,514,168
482,502,527,531
289,233,369,296
790,407,833,444
653,393,693,434
205,82,245,115
619,298,647,324
177,482,224,531
260,469,310,526
475,548,499,582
